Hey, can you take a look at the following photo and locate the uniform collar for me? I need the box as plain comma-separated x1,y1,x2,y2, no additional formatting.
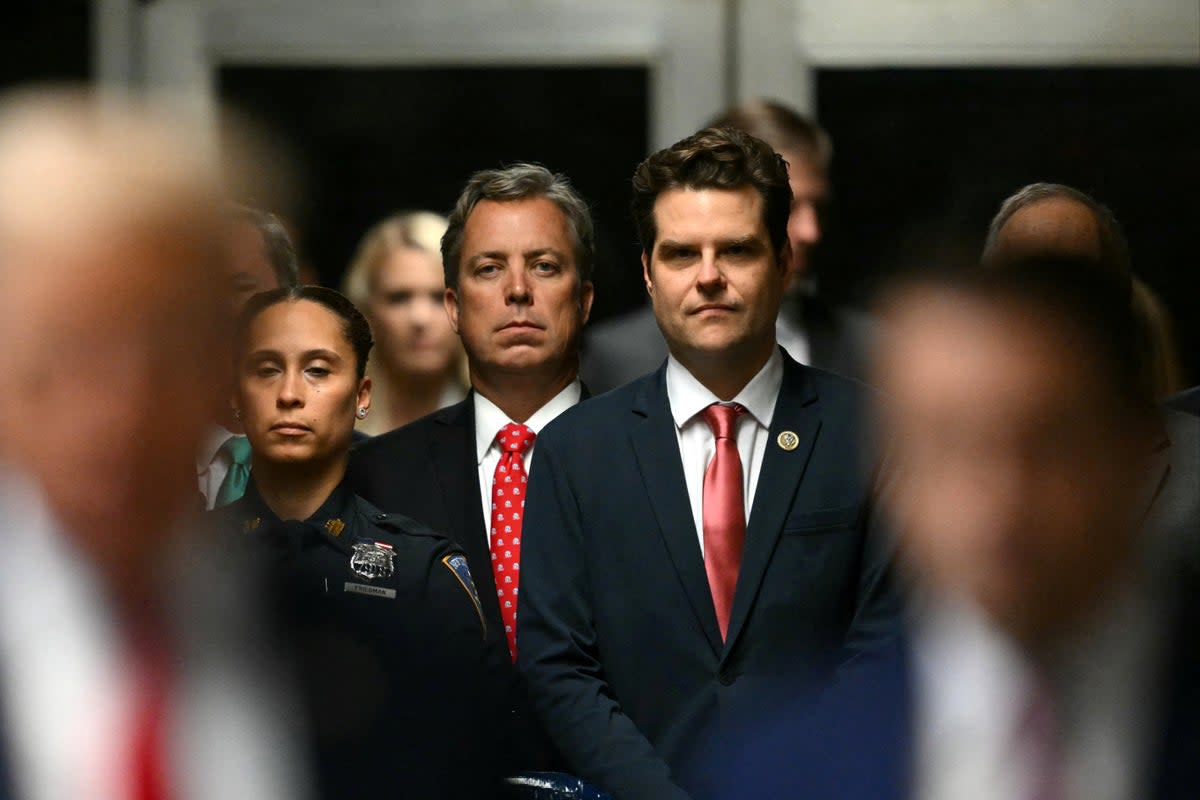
237,478,359,555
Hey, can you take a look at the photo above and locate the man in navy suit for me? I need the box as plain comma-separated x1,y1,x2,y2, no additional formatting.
517,127,899,799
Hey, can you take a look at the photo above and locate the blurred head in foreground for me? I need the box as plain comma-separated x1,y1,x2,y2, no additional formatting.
0,89,232,603
874,260,1161,659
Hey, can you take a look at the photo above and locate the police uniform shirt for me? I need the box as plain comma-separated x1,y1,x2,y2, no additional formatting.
215,480,511,800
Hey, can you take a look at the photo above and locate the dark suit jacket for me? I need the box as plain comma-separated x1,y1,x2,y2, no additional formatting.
715,565,1200,800
347,397,499,630
345,390,586,770
518,352,899,799
581,294,875,393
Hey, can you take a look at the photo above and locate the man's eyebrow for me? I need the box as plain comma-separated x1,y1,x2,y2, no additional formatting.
524,247,567,260
468,251,508,265
656,239,694,253
719,235,763,248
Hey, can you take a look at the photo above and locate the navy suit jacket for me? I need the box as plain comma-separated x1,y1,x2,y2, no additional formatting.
518,352,899,799
715,566,1200,800
345,391,586,771
347,397,499,630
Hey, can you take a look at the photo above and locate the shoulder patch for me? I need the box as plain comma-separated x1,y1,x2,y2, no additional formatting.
441,553,486,638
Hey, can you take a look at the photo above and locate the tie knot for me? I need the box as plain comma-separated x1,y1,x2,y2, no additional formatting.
701,403,745,440
497,423,536,455
218,435,252,466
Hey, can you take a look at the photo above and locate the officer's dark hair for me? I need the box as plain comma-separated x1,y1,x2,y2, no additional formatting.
632,126,792,260
230,204,301,289
235,286,373,381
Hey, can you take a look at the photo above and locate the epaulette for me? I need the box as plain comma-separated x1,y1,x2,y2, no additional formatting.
353,496,454,544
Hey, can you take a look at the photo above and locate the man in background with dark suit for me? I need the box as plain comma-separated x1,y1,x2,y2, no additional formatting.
198,205,302,510
347,165,595,767
582,99,873,391
518,127,898,799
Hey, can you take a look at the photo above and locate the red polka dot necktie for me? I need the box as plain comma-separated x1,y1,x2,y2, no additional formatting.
701,403,747,642
491,422,536,662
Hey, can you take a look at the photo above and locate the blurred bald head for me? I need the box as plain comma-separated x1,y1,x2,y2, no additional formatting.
0,89,232,597
982,183,1130,276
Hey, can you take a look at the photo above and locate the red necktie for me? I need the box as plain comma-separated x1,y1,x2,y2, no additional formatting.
131,642,171,800
701,403,747,641
491,422,536,661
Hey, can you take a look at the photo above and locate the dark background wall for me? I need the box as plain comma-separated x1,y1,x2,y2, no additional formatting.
815,67,1200,380
218,65,649,324
4,4,1199,377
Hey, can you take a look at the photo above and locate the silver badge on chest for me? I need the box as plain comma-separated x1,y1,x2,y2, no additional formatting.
350,541,395,581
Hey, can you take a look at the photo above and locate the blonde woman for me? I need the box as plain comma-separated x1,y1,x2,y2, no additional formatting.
342,211,467,434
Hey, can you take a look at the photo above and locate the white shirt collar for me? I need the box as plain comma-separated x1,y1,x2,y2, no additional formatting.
473,379,582,464
196,425,237,475
665,347,783,431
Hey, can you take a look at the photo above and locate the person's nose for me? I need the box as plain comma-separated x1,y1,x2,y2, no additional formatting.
506,267,531,306
696,251,725,293
277,368,305,408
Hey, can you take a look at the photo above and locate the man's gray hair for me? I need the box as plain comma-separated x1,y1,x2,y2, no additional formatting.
981,182,1130,273
441,163,594,289
231,204,301,288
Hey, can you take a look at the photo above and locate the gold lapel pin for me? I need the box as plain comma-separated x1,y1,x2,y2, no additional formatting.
243,517,261,533
325,518,346,537
777,431,799,451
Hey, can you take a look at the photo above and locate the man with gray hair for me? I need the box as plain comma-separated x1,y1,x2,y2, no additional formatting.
348,162,595,767
981,181,1131,274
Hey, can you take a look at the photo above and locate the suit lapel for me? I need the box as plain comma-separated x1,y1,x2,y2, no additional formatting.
430,396,492,596
629,369,724,656
722,356,821,660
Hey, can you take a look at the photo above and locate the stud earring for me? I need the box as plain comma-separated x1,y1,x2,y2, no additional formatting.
356,408,367,419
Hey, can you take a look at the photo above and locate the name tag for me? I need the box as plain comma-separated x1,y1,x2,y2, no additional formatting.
344,582,396,599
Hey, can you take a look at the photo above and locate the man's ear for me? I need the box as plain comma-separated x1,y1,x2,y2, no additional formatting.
578,281,595,326
443,286,461,334
641,251,653,296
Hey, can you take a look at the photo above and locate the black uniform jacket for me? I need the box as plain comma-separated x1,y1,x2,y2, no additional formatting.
214,480,516,799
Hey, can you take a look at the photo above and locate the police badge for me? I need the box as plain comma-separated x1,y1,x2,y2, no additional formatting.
350,541,395,581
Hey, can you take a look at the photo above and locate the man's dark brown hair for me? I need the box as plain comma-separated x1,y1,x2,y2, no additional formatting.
631,126,793,259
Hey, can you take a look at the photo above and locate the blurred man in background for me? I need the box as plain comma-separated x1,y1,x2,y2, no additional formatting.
0,89,306,800
197,204,302,511
583,99,873,391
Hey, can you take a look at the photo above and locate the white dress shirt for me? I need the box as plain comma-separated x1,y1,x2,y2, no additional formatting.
911,588,1162,800
474,381,582,547
665,348,783,554
196,426,237,511
0,469,310,800
775,315,810,367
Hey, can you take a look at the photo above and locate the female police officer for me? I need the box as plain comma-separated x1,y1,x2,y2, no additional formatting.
216,285,513,798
